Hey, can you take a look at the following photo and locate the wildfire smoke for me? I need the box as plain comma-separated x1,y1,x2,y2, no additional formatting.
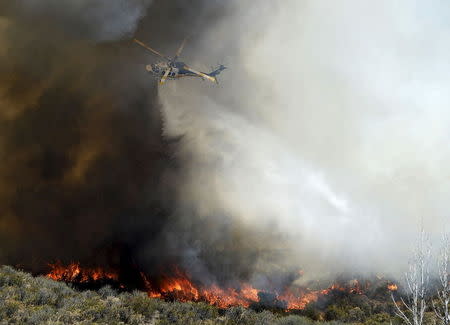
1,0,448,309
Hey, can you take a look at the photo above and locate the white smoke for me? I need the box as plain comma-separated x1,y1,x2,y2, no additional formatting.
159,0,449,276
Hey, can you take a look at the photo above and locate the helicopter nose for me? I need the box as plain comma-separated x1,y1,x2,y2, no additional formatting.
145,64,153,72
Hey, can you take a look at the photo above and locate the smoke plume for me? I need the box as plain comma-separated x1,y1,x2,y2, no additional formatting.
0,0,280,289
0,0,449,290
158,0,450,278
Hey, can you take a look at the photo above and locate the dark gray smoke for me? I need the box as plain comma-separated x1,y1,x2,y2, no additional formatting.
1,0,153,41
0,2,166,268
0,0,280,288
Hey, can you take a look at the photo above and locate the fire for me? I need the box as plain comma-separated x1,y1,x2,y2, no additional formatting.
143,270,362,310
46,262,118,283
387,283,398,291
279,288,329,310
142,270,260,308
45,263,370,310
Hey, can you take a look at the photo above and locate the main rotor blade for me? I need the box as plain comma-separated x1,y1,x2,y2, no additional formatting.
134,39,170,61
174,37,188,60
183,65,216,83
160,68,172,85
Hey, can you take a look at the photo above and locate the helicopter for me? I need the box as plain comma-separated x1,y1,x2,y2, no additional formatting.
134,38,226,85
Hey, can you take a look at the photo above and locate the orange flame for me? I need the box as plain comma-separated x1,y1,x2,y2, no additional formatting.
142,270,260,308
279,288,329,310
387,283,398,291
142,269,349,310
46,262,118,283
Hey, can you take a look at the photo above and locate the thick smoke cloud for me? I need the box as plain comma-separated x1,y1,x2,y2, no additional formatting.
0,0,279,289
1,0,153,41
1,0,449,291
159,0,450,278
2,0,188,282
0,4,166,268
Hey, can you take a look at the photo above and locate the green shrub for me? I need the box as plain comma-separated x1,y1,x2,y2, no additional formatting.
346,306,366,322
0,266,26,287
301,304,322,321
325,304,347,321
0,299,21,318
364,312,391,325
275,315,314,325
99,285,117,298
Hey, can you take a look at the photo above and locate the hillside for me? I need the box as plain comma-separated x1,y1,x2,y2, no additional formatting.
0,265,412,325
0,266,370,324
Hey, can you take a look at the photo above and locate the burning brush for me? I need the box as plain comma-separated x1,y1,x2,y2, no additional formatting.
45,262,380,311
46,262,119,283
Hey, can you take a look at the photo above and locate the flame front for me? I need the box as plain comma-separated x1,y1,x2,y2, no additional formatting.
279,288,329,310
46,262,367,310
143,270,330,310
142,271,260,308
46,262,118,283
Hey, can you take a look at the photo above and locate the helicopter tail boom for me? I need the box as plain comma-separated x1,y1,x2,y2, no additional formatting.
206,65,226,84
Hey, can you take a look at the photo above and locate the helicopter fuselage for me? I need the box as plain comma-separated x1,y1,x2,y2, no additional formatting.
146,61,199,79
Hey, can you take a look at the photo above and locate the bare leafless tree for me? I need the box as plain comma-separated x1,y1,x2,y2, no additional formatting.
433,233,450,325
391,229,431,325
